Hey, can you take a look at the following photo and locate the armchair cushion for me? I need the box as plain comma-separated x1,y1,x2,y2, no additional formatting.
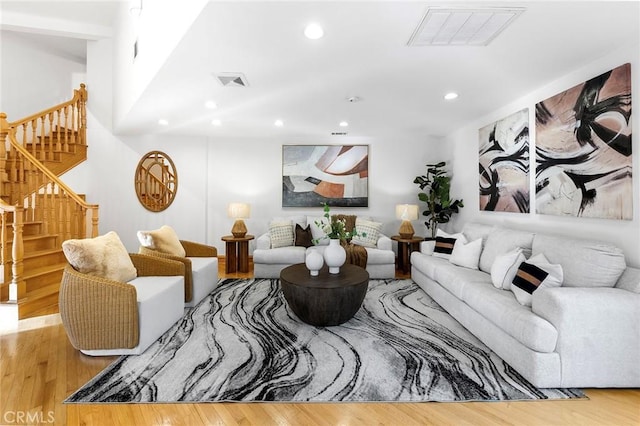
137,225,186,257
62,231,137,283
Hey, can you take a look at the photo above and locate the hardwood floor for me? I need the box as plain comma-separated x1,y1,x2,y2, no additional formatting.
1,258,638,426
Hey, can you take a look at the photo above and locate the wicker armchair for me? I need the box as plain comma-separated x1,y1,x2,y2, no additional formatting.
59,253,185,356
139,240,218,307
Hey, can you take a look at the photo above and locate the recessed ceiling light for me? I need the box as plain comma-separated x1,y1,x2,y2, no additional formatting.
444,92,459,100
304,23,324,39
274,119,284,127
158,119,169,126
211,119,221,126
205,100,217,109
339,121,349,127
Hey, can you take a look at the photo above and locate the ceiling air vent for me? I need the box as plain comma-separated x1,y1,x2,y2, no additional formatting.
408,7,525,46
214,72,249,87
331,132,348,136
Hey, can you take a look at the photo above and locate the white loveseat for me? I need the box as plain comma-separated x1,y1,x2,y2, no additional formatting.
410,222,640,388
253,215,395,279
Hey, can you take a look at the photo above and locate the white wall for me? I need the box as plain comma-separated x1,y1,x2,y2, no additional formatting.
0,30,85,119
448,42,640,267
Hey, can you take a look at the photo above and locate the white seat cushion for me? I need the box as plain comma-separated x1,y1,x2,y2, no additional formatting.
188,256,219,307
253,246,306,264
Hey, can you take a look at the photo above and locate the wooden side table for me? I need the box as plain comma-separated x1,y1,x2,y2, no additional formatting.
221,235,254,273
391,235,425,274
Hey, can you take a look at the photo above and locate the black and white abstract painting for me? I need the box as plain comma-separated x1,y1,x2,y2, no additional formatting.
535,63,632,219
479,108,530,213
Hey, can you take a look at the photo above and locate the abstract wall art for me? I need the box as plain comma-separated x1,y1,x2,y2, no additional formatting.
535,63,632,219
282,145,368,207
478,108,530,213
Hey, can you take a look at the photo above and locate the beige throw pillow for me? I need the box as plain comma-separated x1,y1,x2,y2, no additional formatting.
137,225,186,257
62,231,137,282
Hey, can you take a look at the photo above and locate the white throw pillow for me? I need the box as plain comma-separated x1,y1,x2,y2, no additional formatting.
269,220,294,248
433,229,466,260
449,238,482,270
351,218,382,248
420,240,436,255
511,253,563,306
491,248,526,290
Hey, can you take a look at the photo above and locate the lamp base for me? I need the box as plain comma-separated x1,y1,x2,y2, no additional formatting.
231,219,247,238
398,220,415,240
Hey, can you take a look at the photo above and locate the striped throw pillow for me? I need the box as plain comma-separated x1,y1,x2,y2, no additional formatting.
511,253,563,306
432,230,466,260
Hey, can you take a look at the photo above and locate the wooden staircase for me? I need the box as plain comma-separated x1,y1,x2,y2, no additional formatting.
1,84,99,321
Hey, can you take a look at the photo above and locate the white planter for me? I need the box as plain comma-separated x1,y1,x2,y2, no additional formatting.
305,250,324,276
324,239,346,274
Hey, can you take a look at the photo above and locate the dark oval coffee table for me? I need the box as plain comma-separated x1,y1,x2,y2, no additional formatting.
280,263,369,326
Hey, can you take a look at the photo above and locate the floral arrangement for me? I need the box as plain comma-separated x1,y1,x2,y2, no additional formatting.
313,203,366,243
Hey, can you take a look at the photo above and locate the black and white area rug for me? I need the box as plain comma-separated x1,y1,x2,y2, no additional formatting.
66,278,584,403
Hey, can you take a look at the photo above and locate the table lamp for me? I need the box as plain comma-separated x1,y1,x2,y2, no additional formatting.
228,203,250,238
396,204,418,239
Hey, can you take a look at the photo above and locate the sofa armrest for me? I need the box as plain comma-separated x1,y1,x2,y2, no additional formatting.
181,240,218,257
420,240,435,254
532,287,640,387
130,253,185,277
376,234,392,251
59,265,139,350
256,233,271,250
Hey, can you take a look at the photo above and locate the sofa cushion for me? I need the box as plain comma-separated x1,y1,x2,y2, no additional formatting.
461,222,494,245
294,224,313,248
137,225,186,257
491,248,526,290
532,234,626,288
352,218,383,248
252,246,306,264
410,252,449,281
269,220,294,248
479,227,534,273
62,231,137,283
462,281,558,353
511,254,563,307
433,262,492,300
615,266,640,293
449,238,482,270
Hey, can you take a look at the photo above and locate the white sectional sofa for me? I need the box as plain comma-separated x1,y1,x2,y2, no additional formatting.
410,222,640,388
253,214,396,279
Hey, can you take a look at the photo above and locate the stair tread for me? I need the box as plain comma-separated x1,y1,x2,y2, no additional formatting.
22,263,66,280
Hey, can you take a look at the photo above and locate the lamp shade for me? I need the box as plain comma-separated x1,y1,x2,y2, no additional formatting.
228,203,250,219
395,204,418,221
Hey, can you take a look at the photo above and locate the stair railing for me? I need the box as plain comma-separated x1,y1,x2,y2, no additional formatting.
0,85,98,303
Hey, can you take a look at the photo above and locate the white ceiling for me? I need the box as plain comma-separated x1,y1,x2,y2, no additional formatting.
3,1,639,140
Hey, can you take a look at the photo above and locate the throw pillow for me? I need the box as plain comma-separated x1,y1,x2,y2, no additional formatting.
269,220,294,248
491,248,526,290
433,229,466,260
137,225,186,257
351,218,382,248
62,231,137,282
421,239,436,255
511,253,563,306
294,223,313,248
449,238,482,270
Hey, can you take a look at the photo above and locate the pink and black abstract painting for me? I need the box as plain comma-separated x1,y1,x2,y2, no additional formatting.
535,63,632,219
479,108,530,213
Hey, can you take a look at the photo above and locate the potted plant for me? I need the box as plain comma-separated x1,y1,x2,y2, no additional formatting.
413,161,464,239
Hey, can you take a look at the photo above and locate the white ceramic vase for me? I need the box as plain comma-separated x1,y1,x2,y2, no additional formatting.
324,239,346,274
305,250,324,276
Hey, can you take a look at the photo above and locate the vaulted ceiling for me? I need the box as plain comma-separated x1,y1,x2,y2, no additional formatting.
2,1,639,139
